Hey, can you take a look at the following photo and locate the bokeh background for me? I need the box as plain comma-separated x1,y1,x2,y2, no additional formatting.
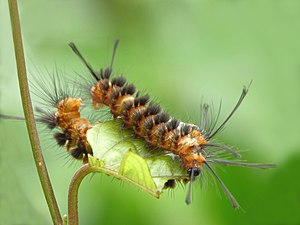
1,1,300,225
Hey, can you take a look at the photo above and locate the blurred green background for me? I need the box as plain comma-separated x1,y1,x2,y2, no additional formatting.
1,1,300,225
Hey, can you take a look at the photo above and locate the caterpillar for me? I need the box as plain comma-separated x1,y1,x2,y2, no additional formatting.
22,40,275,208
66,40,275,207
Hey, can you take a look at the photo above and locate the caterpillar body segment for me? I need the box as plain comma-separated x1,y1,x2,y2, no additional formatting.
32,73,93,162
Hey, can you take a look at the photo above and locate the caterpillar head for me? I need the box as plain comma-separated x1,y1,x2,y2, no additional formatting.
185,158,203,205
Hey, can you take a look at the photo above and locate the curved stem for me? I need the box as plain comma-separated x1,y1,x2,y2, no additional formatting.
8,0,63,224
68,164,94,225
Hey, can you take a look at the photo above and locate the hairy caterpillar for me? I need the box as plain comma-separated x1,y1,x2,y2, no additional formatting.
4,40,274,207
66,40,275,207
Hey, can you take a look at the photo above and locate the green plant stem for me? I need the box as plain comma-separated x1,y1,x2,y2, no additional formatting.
8,0,63,224
68,164,94,225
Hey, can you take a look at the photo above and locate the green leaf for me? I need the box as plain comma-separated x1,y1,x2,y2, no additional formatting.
87,119,188,198
119,150,157,196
